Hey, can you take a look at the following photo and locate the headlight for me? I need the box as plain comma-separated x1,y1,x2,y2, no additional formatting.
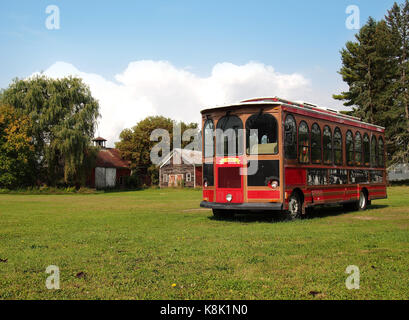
226,194,233,202
268,180,279,189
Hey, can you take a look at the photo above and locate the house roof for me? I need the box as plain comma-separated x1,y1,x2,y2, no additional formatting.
159,148,202,168
93,137,107,142
95,148,130,169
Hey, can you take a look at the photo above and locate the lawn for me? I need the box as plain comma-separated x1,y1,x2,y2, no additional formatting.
0,187,408,300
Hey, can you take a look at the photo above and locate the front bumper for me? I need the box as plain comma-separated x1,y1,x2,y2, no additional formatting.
200,201,283,212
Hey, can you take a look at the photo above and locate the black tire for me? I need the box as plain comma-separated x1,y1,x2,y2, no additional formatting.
287,193,302,220
343,191,368,212
213,209,235,219
358,190,368,211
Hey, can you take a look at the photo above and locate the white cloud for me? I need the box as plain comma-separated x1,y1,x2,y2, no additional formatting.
36,60,340,147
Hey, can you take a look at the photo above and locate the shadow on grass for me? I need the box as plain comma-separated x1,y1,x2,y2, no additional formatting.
100,188,147,194
208,213,286,224
208,204,389,224
305,204,388,220
389,180,409,187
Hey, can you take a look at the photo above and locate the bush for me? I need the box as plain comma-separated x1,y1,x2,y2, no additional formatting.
77,187,97,194
64,187,76,193
176,179,185,189
0,186,98,195
125,173,142,189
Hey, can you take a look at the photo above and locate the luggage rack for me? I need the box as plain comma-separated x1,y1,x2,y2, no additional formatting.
241,96,362,122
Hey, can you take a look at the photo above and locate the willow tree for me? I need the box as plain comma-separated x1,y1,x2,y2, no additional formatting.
1,76,100,186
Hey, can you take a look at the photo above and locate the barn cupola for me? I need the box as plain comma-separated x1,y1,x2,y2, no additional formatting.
93,137,107,148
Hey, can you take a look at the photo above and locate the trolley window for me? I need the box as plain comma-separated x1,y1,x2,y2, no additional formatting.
298,121,310,164
203,120,214,158
246,113,278,155
311,123,322,164
216,115,244,157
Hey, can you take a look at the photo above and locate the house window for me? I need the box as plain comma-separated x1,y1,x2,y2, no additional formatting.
163,174,168,183
186,172,192,182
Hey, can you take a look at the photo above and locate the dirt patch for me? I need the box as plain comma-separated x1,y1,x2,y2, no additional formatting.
360,248,389,254
353,216,380,221
395,223,409,229
309,291,326,299
183,208,212,212
75,272,86,279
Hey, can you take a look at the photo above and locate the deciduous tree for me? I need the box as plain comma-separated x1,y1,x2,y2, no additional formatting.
0,105,36,188
116,116,199,186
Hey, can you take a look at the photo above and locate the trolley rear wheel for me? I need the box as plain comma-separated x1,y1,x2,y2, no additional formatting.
343,190,368,212
358,190,368,211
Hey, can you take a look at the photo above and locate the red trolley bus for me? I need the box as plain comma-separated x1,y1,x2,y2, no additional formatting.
200,97,387,219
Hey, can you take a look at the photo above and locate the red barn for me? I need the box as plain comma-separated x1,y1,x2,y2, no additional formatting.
88,137,131,189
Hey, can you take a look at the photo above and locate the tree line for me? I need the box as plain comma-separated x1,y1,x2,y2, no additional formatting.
335,0,409,164
0,76,99,189
3,1,409,190
115,117,199,187
0,75,199,189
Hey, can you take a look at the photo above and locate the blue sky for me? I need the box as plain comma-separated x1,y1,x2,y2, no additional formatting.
1,0,397,86
0,0,399,143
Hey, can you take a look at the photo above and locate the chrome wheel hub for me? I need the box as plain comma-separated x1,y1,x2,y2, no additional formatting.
289,199,299,214
359,193,366,208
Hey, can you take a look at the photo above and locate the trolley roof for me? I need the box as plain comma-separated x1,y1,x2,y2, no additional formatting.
201,97,385,133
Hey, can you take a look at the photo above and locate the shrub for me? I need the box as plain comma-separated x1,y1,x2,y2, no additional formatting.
125,173,142,189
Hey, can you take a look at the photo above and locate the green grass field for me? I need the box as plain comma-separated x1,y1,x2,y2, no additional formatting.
0,187,408,300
